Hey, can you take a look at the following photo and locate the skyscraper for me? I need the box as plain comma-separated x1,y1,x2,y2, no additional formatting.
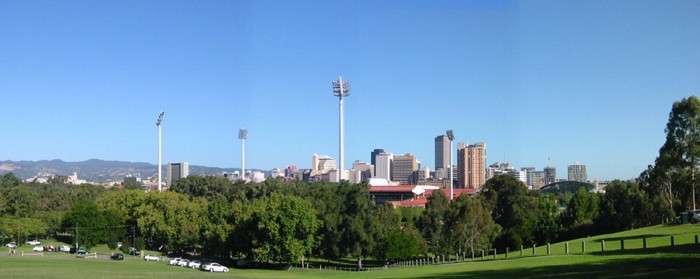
457,142,486,190
392,153,419,185
167,162,189,185
434,135,451,179
568,163,588,182
371,148,384,175
544,166,556,185
375,153,393,181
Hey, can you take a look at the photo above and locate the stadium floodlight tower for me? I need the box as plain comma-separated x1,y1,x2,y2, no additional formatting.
239,128,247,180
446,130,454,200
156,111,164,191
333,76,350,182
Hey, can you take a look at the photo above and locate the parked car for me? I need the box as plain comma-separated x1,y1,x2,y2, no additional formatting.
169,258,183,266
128,247,141,256
59,245,70,252
111,253,124,260
178,259,191,267
26,240,41,246
201,262,228,272
144,254,159,261
5,242,17,248
76,248,89,255
32,246,44,252
188,260,202,269
689,210,700,223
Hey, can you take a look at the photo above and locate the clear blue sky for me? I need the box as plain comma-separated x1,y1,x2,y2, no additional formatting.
1,0,699,180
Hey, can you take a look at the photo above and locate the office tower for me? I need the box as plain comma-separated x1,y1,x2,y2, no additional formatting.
167,162,189,185
528,170,546,189
568,162,588,182
369,148,384,176
544,166,556,185
434,135,451,179
375,153,393,181
392,153,419,185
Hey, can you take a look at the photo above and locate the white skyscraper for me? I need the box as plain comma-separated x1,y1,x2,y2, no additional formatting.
375,153,393,181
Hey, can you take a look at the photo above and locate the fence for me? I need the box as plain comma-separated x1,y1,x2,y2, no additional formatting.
297,233,700,273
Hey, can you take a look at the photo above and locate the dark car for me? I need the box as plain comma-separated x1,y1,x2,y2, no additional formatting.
76,248,89,255
111,253,124,260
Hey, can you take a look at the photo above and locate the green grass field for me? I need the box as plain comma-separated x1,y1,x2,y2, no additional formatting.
1,224,699,279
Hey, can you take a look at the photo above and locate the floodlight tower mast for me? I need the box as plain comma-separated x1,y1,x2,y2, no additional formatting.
239,128,247,180
446,130,455,200
156,111,164,191
333,76,350,182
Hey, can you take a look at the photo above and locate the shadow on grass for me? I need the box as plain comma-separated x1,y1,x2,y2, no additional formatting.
413,256,700,279
595,234,668,242
589,243,700,256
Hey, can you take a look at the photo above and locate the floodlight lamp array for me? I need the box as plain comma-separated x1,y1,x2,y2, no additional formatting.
333,79,350,97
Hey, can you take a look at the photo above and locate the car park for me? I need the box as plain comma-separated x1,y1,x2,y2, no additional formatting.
111,253,124,260
144,254,159,261
188,260,202,269
178,259,191,267
26,240,41,246
169,258,183,266
201,262,228,272
32,246,44,252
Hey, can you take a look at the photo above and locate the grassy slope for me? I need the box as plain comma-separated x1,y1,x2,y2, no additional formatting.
1,224,699,279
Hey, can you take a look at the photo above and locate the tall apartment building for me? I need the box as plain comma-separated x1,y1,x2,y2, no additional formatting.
370,148,384,175
167,162,189,185
457,142,486,190
544,166,556,185
568,163,588,182
434,135,451,179
375,153,393,181
392,153,419,185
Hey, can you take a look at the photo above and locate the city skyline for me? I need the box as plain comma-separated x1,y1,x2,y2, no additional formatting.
2,1,699,181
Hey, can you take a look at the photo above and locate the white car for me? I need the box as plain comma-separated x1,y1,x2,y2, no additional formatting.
32,246,44,252
188,260,201,269
201,262,228,272
144,254,159,261
26,240,41,246
178,259,191,267
5,242,17,248
169,258,183,266
59,245,70,252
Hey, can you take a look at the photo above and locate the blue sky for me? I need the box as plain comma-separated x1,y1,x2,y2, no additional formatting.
1,0,699,180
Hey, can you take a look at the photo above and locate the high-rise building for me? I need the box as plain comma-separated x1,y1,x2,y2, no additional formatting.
392,153,419,185
352,160,373,182
311,154,336,175
527,170,546,189
457,142,487,190
434,135,451,179
371,149,384,166
375,153,393,181
167,162,189,185
371,148,384,176
544,166,556,185
568,163,588,182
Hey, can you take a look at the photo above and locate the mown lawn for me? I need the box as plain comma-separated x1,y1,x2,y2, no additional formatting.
1,224,699,279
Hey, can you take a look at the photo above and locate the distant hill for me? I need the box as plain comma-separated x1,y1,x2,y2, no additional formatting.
0,159,255,182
